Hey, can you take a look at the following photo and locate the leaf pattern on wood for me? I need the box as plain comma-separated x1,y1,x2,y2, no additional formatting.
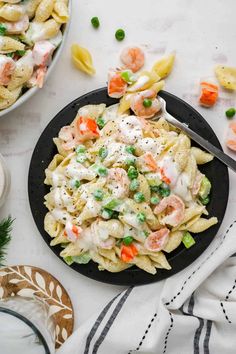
0,266,74,349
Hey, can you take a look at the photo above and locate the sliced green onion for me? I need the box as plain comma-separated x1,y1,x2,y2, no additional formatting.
76,155,87,163
91,16,100,28
125,157,136,167
97,166,108,176
128,166,138,180
121,70,135,84
129,179,139,191
0,23,7,36
76,145,86,154
93,189,104,201
123,236,134,245
143,98,152,108
74,180,81,188
97,117,105,129
137,212,146,223
182,231,195,249
200,196,210,205
101,208,113,219
104,199,121,210
115,28,125,41
134,192,145,203
225,108,236,119
125,145,135,154
16,50,26,57
99,147,108,160
6,52,14,58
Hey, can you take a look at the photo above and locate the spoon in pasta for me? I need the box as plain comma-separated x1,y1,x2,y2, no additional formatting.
153,96,236,173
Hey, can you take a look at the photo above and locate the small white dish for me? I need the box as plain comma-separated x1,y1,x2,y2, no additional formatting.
0,2,71,119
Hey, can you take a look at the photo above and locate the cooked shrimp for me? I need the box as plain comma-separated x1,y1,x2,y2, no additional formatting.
120,46,145,73
4,14,29,34
108,69,127,98
226,122,236,151
74,116,100,142
64,221,82,243
0,55,15,85
58,126,76,150
35,66,47,88
144,227,170,251
154,194,185,227
32,40,55,66
130,89,161,119
106,168,130,198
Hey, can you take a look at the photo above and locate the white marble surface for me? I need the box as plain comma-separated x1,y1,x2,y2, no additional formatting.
0,0,236,330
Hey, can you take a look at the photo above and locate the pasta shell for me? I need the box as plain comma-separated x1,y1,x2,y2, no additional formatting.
35,0,55,22
215,65,236,90
0,4,25,21
52,0,69,24
71,44,96,76
0,36,25,53
152,53,175,79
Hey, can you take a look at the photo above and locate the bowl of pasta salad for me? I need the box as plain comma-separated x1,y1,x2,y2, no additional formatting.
0,0,70,117
28,87,229,285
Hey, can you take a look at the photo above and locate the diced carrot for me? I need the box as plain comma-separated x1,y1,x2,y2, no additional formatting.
199,81,219,107
160,167,171,184
200,82,218,91
121,244,138,263
144,152,158,172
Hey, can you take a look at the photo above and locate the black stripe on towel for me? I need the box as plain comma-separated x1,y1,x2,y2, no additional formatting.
179,293,205,354
203,320,212,354
92,287,133,354
84,292,121,354
163,311,174,354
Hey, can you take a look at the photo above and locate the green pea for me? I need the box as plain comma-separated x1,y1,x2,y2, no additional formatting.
121,70,135,84
115,28,125,41
129,179,139,191
137,212,146,223
93,189,104,201
150,196,160,205
91,16,100,28
76,145,86,154
128,166,138,180
225,108,236,119
99,147,108,160
150,185,160,193
97,117,105,129
123,236,134,245
143,98,152,108
134,192,145,203
98,166,108,176
159,183,170,197
125,145,135,154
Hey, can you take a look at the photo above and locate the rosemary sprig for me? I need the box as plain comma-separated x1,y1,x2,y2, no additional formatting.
0,216,13,266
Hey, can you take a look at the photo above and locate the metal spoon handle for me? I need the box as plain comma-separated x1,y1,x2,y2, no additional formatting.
165,113,236,173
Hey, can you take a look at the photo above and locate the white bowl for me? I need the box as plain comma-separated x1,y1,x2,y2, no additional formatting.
0,3,71,118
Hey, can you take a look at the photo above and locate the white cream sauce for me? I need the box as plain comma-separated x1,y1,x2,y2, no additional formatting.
117,115,143,144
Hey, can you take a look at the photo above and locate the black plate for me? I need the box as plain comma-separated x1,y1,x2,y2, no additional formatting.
28,88,229,286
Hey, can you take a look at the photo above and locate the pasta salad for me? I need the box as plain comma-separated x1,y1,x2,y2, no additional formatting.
0,0,69,110
44,102,217,275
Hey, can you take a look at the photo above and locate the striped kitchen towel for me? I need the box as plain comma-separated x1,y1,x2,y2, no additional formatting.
58,219,236,354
